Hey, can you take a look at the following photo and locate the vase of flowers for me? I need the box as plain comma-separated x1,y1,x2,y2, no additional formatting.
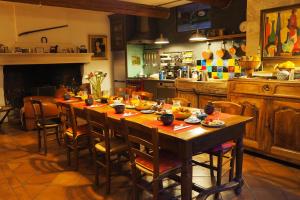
84,71,107,100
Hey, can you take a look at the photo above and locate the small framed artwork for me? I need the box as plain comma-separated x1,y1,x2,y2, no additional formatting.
261,4,300,59
88,35,108,60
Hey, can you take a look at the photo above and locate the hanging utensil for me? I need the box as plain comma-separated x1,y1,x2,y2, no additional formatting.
202,42,213,60
216,41,225,59
229,41,237,57
222,41,231,59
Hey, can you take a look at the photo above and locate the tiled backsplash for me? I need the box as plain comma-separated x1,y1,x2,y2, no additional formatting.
197,58,245,79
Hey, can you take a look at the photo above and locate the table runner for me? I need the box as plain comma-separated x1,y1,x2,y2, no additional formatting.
107,110,141,119
143,119,198,133
72,101,106,108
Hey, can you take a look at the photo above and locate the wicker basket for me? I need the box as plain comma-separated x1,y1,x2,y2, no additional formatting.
238,60,261,77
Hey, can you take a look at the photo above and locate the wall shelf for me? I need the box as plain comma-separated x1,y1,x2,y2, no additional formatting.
191,33,246,43
0,53,94,65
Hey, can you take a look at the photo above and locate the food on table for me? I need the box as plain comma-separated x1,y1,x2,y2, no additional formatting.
173,107,192,120
108,96,123,104
201,119,225,127
135,102,152,111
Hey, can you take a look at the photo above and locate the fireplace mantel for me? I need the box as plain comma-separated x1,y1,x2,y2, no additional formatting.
0,53,94,65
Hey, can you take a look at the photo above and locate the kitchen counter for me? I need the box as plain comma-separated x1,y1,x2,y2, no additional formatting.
127,78,175,82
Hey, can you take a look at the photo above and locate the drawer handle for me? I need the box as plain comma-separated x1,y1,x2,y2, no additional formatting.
262,84,270,91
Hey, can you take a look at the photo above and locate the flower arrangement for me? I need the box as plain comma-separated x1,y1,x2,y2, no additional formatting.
84,71,107,99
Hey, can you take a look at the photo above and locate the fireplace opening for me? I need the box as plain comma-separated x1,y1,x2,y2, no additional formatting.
4,64,83,111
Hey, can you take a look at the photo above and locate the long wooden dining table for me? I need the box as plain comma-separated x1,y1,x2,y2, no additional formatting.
57,98,252,200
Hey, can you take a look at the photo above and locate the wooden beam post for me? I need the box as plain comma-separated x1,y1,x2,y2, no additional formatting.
191,0,232,8
2,0,170,19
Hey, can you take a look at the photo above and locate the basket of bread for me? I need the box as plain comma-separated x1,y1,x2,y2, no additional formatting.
274,61,295,80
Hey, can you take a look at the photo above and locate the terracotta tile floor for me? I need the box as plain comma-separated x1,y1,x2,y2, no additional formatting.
0,123,299,200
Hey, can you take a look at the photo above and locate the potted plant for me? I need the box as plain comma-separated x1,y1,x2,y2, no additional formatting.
84,71,107,100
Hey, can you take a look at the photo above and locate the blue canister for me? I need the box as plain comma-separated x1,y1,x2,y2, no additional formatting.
159,71,165,80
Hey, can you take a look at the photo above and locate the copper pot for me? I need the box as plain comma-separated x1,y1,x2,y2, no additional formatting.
202,42,213,60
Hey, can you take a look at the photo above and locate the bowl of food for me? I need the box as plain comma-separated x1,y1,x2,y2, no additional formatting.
135,102,152,111
112,103,125,114
173,107,192,120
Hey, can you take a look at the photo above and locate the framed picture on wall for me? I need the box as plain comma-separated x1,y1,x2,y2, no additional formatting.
88,35,108,60
260,4,300,59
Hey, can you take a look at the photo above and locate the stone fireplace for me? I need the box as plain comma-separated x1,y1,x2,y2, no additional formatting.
4,64,83,109
0,53,93,123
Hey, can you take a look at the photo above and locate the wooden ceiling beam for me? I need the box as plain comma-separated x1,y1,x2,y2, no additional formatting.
2,0,170,19
191,0,232,8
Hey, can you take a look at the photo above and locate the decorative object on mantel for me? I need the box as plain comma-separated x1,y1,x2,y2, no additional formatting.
84,71,107,100
261,4,300,59
18,24,68,36
88,35,107,60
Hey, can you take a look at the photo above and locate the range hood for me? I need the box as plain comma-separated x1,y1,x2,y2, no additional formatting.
128,16,158,44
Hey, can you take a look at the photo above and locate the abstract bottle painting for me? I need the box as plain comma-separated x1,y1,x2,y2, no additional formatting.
262,5,300,57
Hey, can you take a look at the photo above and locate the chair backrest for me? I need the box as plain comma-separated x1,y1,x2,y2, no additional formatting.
171,97,191,107
122,118,160,176
56,102,79,139
212,101,243,115
126,86,136,96
132,91,153,100
85,108,109,150
115,87,126,97
30,98,45,124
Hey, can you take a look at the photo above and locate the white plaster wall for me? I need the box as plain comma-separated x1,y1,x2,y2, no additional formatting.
0,1,113,105
246,0,300,56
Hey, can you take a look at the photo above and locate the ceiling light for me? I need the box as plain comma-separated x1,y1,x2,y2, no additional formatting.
154,33,169,44
189,29,207,42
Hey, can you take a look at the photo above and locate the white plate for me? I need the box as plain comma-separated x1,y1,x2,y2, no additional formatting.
201,120,225,128
184,118,201,124
140,110,155,114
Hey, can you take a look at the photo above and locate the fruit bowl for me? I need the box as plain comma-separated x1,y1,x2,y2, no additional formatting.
173,108,192,120
135,103,152,111
238,60,261,78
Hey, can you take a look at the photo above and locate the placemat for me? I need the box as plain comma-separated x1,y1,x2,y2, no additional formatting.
144,119,198,133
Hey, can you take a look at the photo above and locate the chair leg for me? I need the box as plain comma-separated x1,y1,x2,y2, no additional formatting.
42,129,47,155
95,165,99,186
131,166,139,200
105,155,111,194
209,153,214,177
55,127,61,146
67,147,71,166
37,128,41,152
152,178,160,200
215,151,223,200
229,148,236,182
74,147,79,171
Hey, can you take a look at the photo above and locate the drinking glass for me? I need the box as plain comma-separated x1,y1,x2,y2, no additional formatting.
214,107,221,120
124,94,130,105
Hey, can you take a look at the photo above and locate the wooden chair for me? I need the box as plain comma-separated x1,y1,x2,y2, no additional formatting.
57,102,91,170
30,98,61,155
122,118,182,200
132,91,153,100
193,101,243,199
126,86,137,96
85,109,128,194
115,87,126,97
170,97,191,107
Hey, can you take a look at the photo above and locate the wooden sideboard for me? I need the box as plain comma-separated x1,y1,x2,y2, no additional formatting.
228,79,300,165
175,78,300,165
175,79,227,108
